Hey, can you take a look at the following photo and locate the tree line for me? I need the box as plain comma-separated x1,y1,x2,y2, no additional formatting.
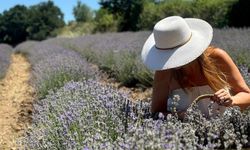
95,0,250,31
0,1,64,45
0,0,249,46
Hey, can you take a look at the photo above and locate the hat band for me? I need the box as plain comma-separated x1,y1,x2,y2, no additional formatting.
156,33,192,50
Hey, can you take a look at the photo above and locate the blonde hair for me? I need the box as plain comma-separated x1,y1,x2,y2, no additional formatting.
198,46,230,91
173,46,230,92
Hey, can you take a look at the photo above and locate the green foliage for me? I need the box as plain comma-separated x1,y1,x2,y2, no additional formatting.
98,51,117,77
73,1,93,23
54,22,96,37
73,47,153,88
94,9,118,33
137,2,162,30
138,0,239,30
113,52,139,87
38,71,83,99
112,51,153,88
27,1,65,40
160,0,194,17
138,0,194,30
134,61,153,88
99,0,144,31
80,48,99,63
0,5,30,45
0,1,65,45
229,0,250,27
192,0,236,28
228,49,250,67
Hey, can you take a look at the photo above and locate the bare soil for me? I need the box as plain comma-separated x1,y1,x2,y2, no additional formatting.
98,72,152,102
0,54,35,149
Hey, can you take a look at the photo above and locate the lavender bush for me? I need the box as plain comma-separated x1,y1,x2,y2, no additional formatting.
14,40,39,54
239,65,250,86
20,79,250,150
15,42,98,98
64,32,153,88
0,44,12,78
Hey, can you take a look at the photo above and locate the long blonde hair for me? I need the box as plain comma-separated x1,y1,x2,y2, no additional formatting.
173,46,230,92
198,46,230,91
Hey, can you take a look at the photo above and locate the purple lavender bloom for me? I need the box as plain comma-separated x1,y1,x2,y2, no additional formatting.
15,42,98,98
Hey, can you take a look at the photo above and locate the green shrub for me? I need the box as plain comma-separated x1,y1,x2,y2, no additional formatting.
37,71,84,99
113,51,139,87
54,22,96,37
138,0,194,30
98,51,116,77
138,0,237,30
193,0,237,28
73,1,93,23
137,2,163,30
160,0,194,18
94,9,118,33
134,60,153,88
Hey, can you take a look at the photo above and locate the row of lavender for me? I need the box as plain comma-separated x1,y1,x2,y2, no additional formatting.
20,79,250,149
15,41,98,99
0,44,12,79
43,32,153,88
42,28,250,88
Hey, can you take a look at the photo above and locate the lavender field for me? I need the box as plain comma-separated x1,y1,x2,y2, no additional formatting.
0,44,12,78
14,28,250,149
42,28,250,88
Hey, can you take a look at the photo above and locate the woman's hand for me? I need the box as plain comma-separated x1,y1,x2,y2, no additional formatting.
212,88,233,107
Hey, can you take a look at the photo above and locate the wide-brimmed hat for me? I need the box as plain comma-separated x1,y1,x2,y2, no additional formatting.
141,16,213,71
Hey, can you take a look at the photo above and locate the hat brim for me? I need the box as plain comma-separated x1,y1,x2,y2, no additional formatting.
141,18,213,71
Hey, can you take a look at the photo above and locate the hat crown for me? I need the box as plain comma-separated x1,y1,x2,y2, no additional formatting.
154,16,192,49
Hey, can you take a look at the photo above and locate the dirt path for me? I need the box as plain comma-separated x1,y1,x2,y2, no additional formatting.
0,54,34,149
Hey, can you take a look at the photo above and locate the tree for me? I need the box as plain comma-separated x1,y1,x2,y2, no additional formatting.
99,0,145,31
0,5,30,45
94,8,118,32
73,1,93,22
193,0,236,28
138,0,194,30
0,1,65,45
27,1,65,40
137,1,162,30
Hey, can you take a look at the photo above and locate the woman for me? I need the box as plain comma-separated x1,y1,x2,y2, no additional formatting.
141,16,250,118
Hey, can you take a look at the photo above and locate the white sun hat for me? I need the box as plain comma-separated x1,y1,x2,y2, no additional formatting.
141,16,213,71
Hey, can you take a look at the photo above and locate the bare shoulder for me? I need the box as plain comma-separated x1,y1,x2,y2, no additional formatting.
209,47,232,61
208,47,236,69
209,47,250,93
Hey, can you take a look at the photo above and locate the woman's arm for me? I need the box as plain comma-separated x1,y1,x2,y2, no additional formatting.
151,70,188,120
151,69,172,113
212,48,250,110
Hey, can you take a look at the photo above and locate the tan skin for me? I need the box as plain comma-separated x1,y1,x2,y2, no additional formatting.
152,47,250,118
